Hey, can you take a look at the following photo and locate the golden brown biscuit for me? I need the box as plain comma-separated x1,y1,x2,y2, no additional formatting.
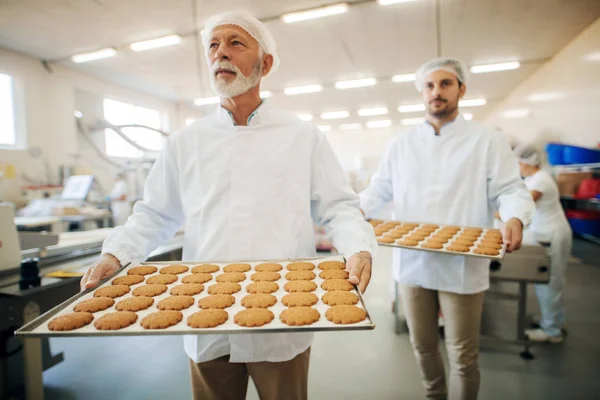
377,236,396,244
282,293,319,307
326,305,367,324
215,273,247,283
160,265,189,275
208,282,241,295
452,239,475,247
280,307,320,326
255,263,283,272
157,295,195,311
191,264,220,274
112,275,144,286
250,272,281,282
319,269,349,280
406,233,429,241
477,242,503,250
132,284,168,297
485,229,502,236
285,270,316,281
421,224,439,229
187,310,228,328
234,309,274,327
402,223,420,228
170,283,204,296
464,228,484,234
223,263,252,273
383,231,406,239
322,291,359,306
287,262,316,271
368,219,383,225
48,312,93,331
373,228,388,236
318,261,346,271
474,248,500,256
94,285,130,299
241,293,277,308
74,297,114,313
421,242,444,250
141,311,183,329
397,239,419,247
198,294,235,309
481,237,503,245
246,282,280,294
434,232,457,239
447,245,471,253
127,266,157,276
284,280,317,293
182,273,212,284
115,297,154,312
94,311,137,330
321,279,354,291
441,225,461,231
458,233,480,240
147,274,178,285
426,237,449,245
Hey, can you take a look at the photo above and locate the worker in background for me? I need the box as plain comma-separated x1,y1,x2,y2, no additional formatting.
514,143,573,343
80,11,376,400
360,58,535,400
109,172,131,226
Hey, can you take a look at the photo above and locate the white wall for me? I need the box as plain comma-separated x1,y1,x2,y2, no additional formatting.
484,18,600,148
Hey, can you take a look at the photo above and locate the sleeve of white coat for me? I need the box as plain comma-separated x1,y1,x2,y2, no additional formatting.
358,140,395,218
487,133,534,226
310,132,378,258
102,138,184,266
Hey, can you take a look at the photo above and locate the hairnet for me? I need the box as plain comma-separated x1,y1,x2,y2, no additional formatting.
415,58,468,92
513,143,541,166
201,11,280,73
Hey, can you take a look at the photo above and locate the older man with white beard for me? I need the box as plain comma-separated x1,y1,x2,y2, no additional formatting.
79,11,377,400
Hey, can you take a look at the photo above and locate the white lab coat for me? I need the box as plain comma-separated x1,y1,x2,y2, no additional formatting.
360,115,534,294
524,169,572,336
102,102,377,363
110,179,131,226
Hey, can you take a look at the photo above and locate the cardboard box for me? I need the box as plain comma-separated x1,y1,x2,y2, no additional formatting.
557,172,593,196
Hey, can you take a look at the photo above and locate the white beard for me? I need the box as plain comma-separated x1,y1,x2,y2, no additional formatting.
210,60,262,98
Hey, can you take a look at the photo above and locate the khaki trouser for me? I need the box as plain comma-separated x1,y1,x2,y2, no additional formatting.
189,348,310,400
400,285,484,400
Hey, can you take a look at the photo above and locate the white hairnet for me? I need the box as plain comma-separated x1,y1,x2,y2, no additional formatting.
514,143,541,166
415,58,468,92
201,11,280,73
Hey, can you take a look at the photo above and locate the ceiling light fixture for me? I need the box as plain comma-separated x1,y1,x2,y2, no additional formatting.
321,111,350,120
463,113,473,120
502,108,530,118
527,92,563,102
366,119,392,128
194,96,220,106
459,98,487,107
283,84,323,95
392,73,416,83
130,35,182,52
297,114,313,122
317,125,332,132
71,48,116,63
398,103,426,113
260,91,272,99
358,107,388,117
470,62,520,74
282,3,349,23
339,123,362,130
334,78,377,89
378,0,420,5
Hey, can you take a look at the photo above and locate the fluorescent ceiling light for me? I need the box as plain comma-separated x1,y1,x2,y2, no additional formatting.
463,113,473,120
358,107,388,117
401,117,424,125
71,48,116,63
297,114,313,122
527,92,563,102
74,111,83,118
470,61,520,74
194,96,220,106
130,35,182,52
282,3,348,23
321,111,349,120
317,125,332,132
284,84,322,95
459,98,487,107
583,51,600,62
339,123,362,130
392,73,416,83
185,118,195,125
398,103,425,113
502,108,530,118
378,0,420,5
366,119,392,128
335,78,377,90
260,91,272,99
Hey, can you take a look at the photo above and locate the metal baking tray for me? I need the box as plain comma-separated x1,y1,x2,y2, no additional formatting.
372,220,507,260
16,255,375,337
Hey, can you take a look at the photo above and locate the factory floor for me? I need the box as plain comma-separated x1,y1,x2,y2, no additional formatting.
10,239,600,400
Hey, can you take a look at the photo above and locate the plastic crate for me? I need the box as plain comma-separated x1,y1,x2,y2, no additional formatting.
545,143,566,165
563,145,600,165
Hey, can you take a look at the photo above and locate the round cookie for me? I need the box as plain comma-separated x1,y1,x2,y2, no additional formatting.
287,262,316,271
191,264,220,274
325,305,367,325
198,294,235,309
187,310,228,328
157,295,195,311
115,297,154,312
377,236,396,244
94,285,130,299
223,263,252,273
74,297,114,313
215,273,246,283
94,311,137,330
246,282,279,294
284,280,317,293
127,266,157,276
241,293,277,308
208,282,241,295
321,279,354,291
447,245,471,253
318,261,345,271
322,291,359,306
147,274,178,285
141,311,183,329
234,309,274,327
182,273,212,284
285,270,316,281
421,242,444,250
282,293,319,307
132,284,168,297
255,263,283,272
250,272,281,282
474,248,500,256
48,312,93,331
170,283,204,296
112,275,144,286
160,265,189,275
280,307,320,326
319,269,349,280
396,239,419,247
477,242,503,250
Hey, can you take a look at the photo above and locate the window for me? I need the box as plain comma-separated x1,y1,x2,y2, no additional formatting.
103,98,167,158
0,73,16,147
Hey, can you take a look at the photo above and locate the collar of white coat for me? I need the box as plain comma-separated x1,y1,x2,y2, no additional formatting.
422,113,466,135
215,100,269,127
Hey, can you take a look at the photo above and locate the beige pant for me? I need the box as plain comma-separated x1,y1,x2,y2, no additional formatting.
400,285,484,400
189,348,310,400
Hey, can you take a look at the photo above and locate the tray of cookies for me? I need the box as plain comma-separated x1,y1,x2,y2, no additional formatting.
16,255,375,337
369,220,506,260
